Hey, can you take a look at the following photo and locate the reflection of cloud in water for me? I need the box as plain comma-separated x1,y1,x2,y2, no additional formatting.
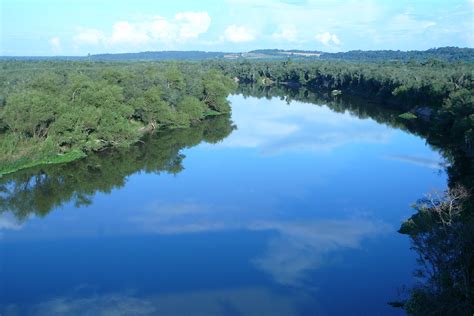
130,202,244,234
384,154,446,169
220,96,392,154
251,220,389,286
11,287,316,316
261,130,391,155
131,202,389,288
0,213,22,239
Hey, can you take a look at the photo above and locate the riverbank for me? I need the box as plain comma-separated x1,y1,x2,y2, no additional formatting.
0,150,86,178
214,60,473,158
0,61,236,177
0,111,228,177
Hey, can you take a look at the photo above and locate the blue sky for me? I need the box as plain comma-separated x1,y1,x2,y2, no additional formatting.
1,0,473,56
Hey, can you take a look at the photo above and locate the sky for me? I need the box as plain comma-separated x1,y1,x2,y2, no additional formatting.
1,0,473,56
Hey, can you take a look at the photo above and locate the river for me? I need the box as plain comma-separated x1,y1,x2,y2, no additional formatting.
0,92,448,315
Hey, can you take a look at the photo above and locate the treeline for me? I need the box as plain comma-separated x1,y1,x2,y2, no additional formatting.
3,47,471,62
0,61,236,175
1,58,472,175
248,47,474,62
208,59,474,156
320,47,474,62
90,51,226,61
85,47,474,62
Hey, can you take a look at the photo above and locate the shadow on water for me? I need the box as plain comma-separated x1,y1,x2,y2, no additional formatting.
1,84,473,315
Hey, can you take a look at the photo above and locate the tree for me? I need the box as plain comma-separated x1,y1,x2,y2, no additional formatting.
398,186,473,315
3,90,60,138
176,96,207,122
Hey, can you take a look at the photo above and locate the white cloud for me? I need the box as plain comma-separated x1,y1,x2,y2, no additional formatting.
315,32,341,47
224,0,381,48
109,21,150,46
272,24,298,42
175,11,211,41
73,28,105,45
221,0,465,50
223,25,256,43
0,214,23,239
388,13,436,34
74,11,211,49
147,16,176,42
49,37,62,54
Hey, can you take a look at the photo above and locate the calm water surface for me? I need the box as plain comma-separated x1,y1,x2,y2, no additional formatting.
0,94,447,315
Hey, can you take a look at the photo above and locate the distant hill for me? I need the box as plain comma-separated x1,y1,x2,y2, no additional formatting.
88,47,474,62
245,47,474,62
319,47,474,62
90,50,226,61
2,47,473,62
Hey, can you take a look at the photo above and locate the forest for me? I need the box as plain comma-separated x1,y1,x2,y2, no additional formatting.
210,59,473,156
1,58,472,177
0,61,236,175
3,46,472,62
0,56,473,315
246,47,474,62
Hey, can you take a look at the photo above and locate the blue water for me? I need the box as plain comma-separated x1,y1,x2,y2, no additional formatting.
0,94,447,315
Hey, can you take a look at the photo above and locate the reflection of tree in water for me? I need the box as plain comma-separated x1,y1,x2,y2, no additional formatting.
237,83,473,165
397,187,473,315
237,84,474,315
0,115,235,220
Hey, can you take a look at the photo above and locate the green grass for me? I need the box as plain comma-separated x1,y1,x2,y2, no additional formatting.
0,149,86,177
204,109,225,116
399,112,418,120
0,110,227,177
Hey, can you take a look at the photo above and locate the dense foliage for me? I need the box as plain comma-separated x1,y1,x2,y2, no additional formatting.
0,61,236,174
2,47,472,63
91,50,226,61
319,47,474,62
209,59,474,157
247,47,474,62
88,47,472,62
397,186,474,315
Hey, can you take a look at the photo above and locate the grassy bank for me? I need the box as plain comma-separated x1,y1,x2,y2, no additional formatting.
0,150,86,177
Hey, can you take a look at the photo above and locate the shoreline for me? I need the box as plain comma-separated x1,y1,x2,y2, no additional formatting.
0,111,228,178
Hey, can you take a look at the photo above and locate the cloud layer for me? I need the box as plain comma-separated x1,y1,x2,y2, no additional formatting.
49,37,62,54
223,25,256,43
315,32,341,47
73,11,212,50
19,0,469,55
